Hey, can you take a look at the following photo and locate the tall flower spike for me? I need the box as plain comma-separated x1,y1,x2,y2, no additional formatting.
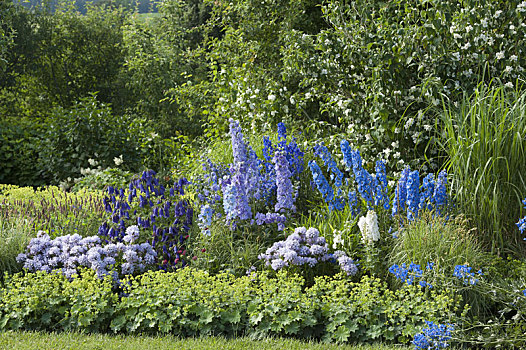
274,149,295,213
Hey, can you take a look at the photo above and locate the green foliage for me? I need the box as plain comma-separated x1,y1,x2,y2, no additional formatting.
188,221,272,277
0,117,45,186
310,274,459,344
111,269,253,336
38,95,141,183
71,167,134,192
121,0,213,139
0,184,105,238
0,214,33,278
0,267,460,343
389,214,489,280
109,268,459,343
0,269,117,332
438,82,526,254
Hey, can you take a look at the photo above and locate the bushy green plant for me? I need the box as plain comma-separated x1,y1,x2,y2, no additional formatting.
309,274,460,344
0,266,463,344
111,268,253,336
0,269,117,332
0,117,47,186
438,81,526,254
38,95,141,183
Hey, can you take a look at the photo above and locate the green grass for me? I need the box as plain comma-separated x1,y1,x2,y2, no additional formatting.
0,331,411,350
0,215,33,278
438,81,526,255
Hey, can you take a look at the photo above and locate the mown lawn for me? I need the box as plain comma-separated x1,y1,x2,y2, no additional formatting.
0,331,412,350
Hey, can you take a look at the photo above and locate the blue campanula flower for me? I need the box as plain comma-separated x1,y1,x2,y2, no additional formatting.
389,262,432,288
413,321,454,350
453,264,481,285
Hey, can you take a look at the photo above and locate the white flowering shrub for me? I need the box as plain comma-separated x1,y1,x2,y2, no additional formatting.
200,0,526,171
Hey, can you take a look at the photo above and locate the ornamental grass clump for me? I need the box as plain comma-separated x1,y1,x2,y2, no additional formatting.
97,170,192,271
439,82,526,252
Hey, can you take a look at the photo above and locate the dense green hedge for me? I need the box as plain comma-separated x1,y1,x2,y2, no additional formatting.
0,268,460,344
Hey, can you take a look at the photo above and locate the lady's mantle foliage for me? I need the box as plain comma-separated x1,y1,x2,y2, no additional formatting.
196,120,304,233
99,170,193,271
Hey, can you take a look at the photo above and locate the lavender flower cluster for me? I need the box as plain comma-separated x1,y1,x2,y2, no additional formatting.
99,170,193,271
453,264,482,285
258,227,359,276
389,262,433,289
196,120,304,233
413,321,454,350
392,168,448,220
16,227,157,280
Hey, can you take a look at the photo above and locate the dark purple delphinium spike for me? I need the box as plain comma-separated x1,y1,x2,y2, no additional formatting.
174,201,185,217
164,202,171,218
139,196,146,208
98,222,109,236
103,198,112,213
177,178,189,195
169,187,175,197
112,215,119,224
108,186,114,195
108,228,115,238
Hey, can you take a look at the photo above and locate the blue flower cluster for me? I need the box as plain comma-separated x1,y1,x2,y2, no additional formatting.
99,170,193,271
393,168,448,220
255,212,287,231
16,228,157,280
196,120,304,232
274,149,295,213
453,264,482,285
389,262,433,289
516,197,526,239
309,140,389,214
308,160,335,207
258,227,359,276
413,321,454,350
